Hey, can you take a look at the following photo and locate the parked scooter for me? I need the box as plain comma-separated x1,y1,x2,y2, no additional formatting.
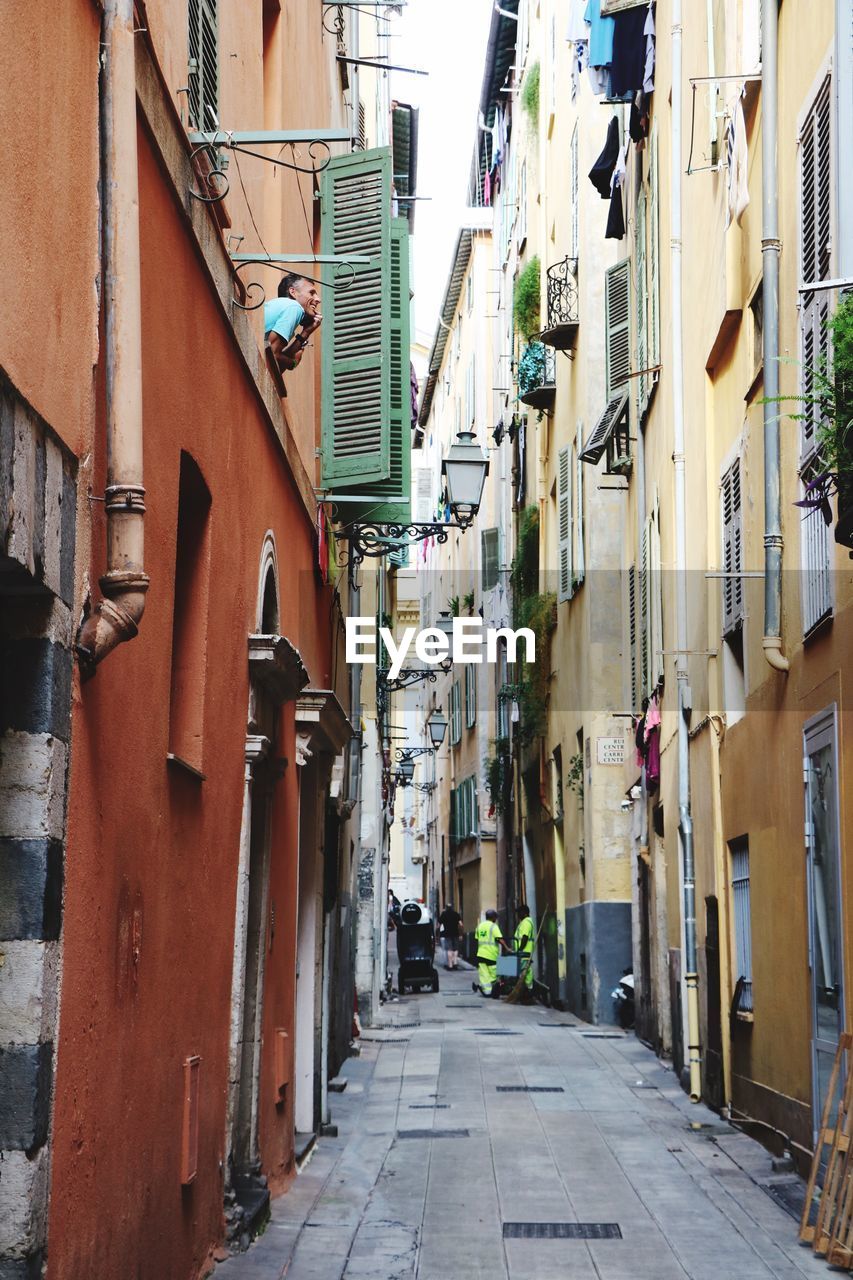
611,970,635,1029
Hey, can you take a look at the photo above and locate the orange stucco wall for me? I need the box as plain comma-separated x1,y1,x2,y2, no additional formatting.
47,110,333,1279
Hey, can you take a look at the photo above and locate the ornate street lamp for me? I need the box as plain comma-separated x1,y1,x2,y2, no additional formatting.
428,710,448,749
336,432,489,564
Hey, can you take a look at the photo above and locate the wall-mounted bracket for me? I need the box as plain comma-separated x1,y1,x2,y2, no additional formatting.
229,252,370,311
187,128,353,207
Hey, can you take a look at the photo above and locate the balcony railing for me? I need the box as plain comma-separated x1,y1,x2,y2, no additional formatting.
541,255,579,351
518,342,557,409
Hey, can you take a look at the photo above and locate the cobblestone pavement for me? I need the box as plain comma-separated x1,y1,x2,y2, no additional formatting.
219,969,825,1280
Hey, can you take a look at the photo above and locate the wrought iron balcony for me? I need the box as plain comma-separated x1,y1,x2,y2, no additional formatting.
540,255,579,351
518,342,557,409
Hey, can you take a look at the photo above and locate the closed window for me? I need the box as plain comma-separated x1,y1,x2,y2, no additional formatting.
465,664,476,728
481,527,500,592
730,838,753,1013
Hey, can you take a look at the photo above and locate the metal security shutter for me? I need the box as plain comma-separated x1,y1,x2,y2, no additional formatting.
320,147,392,487
557,446,571,602
188,0,219,131
605,261,631,401
721,459,744,634
800,76,832,459
481,528,500,591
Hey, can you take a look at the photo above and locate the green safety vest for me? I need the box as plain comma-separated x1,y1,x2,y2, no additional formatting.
514,916,534,955
475,920,502,961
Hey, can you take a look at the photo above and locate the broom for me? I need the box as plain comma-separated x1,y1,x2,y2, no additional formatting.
504,908,550,1005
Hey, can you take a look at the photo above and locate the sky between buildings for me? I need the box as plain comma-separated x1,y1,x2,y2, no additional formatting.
391,0,493,350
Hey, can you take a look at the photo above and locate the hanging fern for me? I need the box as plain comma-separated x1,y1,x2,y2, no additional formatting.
514,257,541,342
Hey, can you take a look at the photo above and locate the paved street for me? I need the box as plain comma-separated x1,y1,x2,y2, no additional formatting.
220,969,825,1280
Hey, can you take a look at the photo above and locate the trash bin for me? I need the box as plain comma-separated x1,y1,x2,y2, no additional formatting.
396,901,439,995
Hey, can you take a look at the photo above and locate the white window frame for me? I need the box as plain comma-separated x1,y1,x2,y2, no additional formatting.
464,664,477,728
450,680,462,746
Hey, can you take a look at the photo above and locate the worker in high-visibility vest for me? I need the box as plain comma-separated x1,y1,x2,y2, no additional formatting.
472,909,509,997
513,904,535,997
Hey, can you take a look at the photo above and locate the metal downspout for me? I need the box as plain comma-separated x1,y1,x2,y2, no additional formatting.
77,0,148,677
671,0,701,1101
761,0,789,672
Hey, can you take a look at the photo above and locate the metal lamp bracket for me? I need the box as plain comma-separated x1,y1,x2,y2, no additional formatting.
229,252,370,311
187,128,353,206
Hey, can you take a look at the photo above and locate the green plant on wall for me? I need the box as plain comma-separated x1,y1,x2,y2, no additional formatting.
514,257,541,342
762,292,853,544
484,738,512,816
449,595,460,617
566,751,584,807
509,506,556,744
521,60,540,130
463,589,475,614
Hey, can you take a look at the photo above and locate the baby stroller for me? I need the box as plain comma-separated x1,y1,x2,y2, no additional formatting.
396,901,440,994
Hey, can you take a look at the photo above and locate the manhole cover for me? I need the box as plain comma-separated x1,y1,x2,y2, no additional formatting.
396,1129,469,1139
496,1086,565,1093
503,1223,622,1240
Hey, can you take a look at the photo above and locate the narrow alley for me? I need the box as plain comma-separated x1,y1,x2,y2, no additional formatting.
221,969,823,1280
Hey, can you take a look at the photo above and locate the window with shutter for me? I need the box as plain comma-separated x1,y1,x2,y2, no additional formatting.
451,681,461,745
798,76,833,629
800,76,832,460
628,563,638,711
414,468,433,523
721,459,744,634
188,0,219,131
320,147,392,488
557,445,571,602
575,422,585,584
605,261,631,401
570,127,579,260
649,503,663,691
635,189,648,417
639,523,650,696
481,527,500,591
649,128,660,370
465,665,476,728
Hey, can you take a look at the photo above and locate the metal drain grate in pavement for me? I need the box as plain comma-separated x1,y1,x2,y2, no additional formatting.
361,1036,410,1043
503,1223,622,1240
496,1086,565,1093
471,1029,521,1036
581,1033,623,1040
396,1129,469,1139
537,1022,578,1029
408,1104,449,1109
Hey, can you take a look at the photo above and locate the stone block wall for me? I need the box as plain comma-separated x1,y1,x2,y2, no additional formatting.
0,374,76,1276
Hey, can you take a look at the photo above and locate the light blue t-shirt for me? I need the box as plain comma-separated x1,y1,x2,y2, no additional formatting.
264,297,305,341
584,0,615,68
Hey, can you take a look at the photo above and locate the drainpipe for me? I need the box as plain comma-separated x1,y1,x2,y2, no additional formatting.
77,0,148,678
671,0,701,1102
761,0,789,673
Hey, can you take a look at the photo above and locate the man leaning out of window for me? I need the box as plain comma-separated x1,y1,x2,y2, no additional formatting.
264,273,322,373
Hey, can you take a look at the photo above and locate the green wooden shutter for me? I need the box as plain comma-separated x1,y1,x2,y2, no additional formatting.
635,190,648,418
649,128,660,369
605,260,631,401
557,445,571,602
575,421,585,584
320,147,392,487
481,527,499,591
342,219,412,523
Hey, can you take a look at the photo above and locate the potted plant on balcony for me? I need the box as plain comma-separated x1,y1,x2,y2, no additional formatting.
789,293,853,550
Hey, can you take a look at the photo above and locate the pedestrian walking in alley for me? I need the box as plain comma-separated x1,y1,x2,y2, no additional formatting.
513,903,534,999
438,901,463,969
473,908,509,996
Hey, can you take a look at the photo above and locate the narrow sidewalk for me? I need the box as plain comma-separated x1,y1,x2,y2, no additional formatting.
218,972,825,1280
